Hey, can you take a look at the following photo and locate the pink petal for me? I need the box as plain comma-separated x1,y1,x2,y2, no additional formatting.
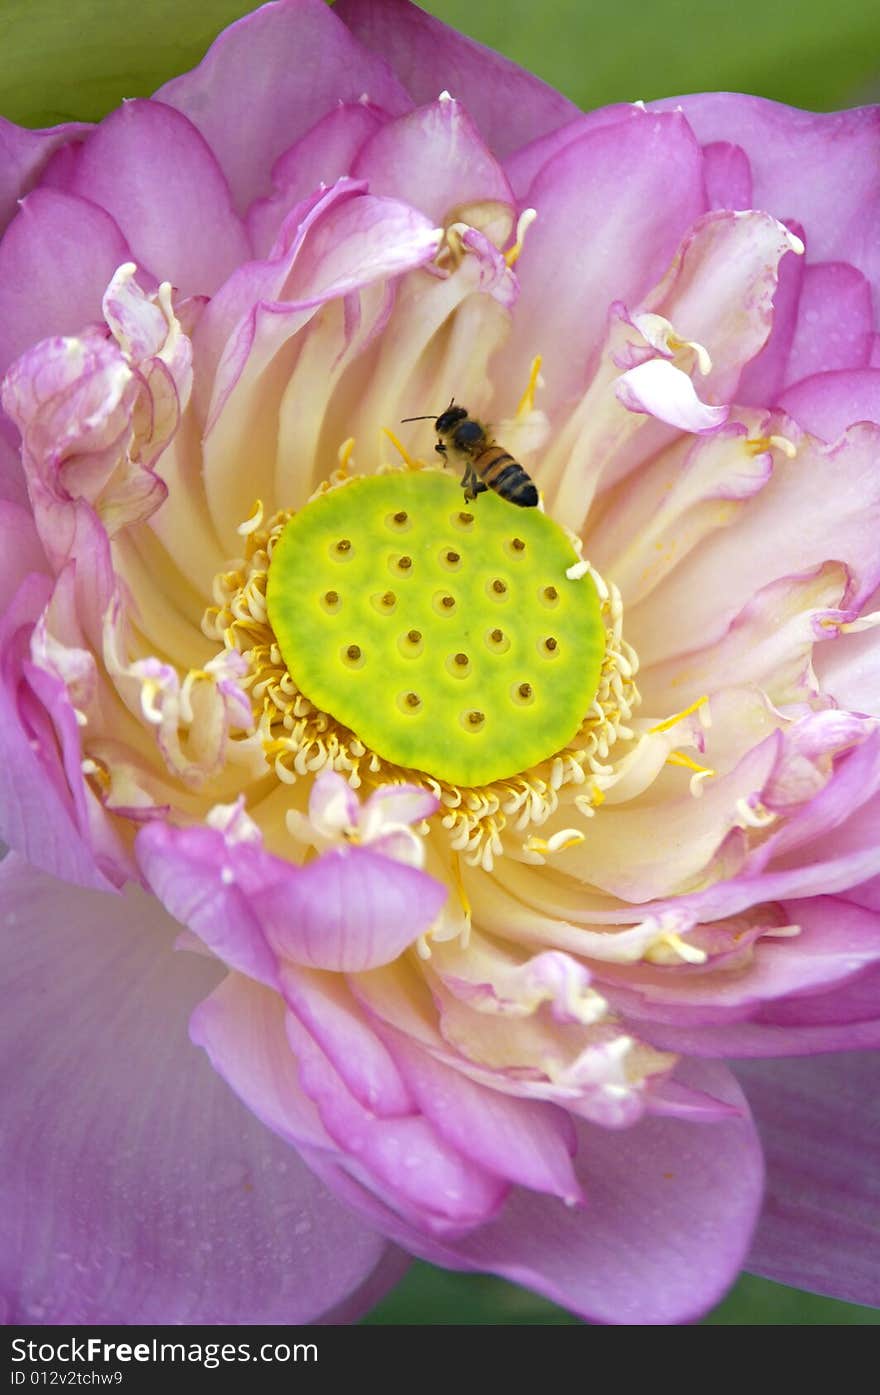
613,739,880,980
67,100,250,297
254,845,448,972
498,110,705,405
191,976,424,1316
639,564,848,716
650,95,880,291
309,768,360,836
605,897,880,1025
0,188,129,379
304,1058,764,1325
197,183,440,434
285,1012,508,1229
247,102,386,257
0,856,394,1323
0,575,109,890
504,106,642,201
0,500,47,596
379,1027,584,1204
756,960,880,1031
779,368,880,441
0,432,26,506
0,115,90,233
140,814,447,976
198,184,441,539
561,731,780,903
735,219,805,407
281,965,415,1117
628,423,880,666
591,423,774,607
156,0,411,214
814,582,880,717
738,1054,880,1306
336,0,577,158
750,734,880,886
637,209,804,403
363,782,439,827
639,975,880,1058
191,972,337,1151
702,140,753,210
615,358,729,432
352,96,513,227
783,262,874,385
136,822,281,988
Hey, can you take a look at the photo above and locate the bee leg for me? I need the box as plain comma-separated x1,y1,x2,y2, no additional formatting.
461,464,477,501
435,442,447,468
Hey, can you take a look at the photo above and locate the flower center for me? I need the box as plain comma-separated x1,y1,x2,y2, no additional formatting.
205,463,639,869
265,471,606,786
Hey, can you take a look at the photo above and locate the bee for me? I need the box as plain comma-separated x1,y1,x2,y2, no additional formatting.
402,402,539,507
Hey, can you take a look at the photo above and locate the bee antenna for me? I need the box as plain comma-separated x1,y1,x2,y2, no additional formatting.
400,414,439,423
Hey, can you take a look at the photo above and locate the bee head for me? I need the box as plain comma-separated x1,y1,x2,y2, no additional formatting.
435,403,469,434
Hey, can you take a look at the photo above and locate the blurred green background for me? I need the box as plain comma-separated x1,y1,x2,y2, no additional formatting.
2,0,877,1324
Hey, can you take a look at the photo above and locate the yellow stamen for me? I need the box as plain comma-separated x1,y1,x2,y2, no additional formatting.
337,437,355,476
666,750,715,777
140,680,164,725
525,828,586,857
838,610,880,635
745,434,797,459
644,932,708,966
516,354,543,417
237,498,264,536
382,427,422,471
451,851,471,921
504,207,537,267
649,695,709,735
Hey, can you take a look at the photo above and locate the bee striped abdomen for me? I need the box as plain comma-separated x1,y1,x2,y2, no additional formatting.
476,447,539,508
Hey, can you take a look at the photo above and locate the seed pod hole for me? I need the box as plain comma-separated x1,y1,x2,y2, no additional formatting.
321,589,341,614
433,590,457,615
485,627,510,655
461,709,486,732
541,585,559,608
398,629,424,658
441,548,462,571
371,590,397,615
331,538,353,560
512,681,535,706
386,510,411,532
397,690,423,715
446,651,471,678
342,643,365,670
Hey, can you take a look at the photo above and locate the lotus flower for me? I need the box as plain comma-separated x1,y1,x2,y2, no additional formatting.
2,0,879,1326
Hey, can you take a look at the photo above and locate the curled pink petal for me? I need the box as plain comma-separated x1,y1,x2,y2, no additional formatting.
615,358,730,432
254,846,448,972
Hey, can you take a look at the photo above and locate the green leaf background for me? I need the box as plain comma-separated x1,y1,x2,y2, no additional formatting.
2,0,877,1324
